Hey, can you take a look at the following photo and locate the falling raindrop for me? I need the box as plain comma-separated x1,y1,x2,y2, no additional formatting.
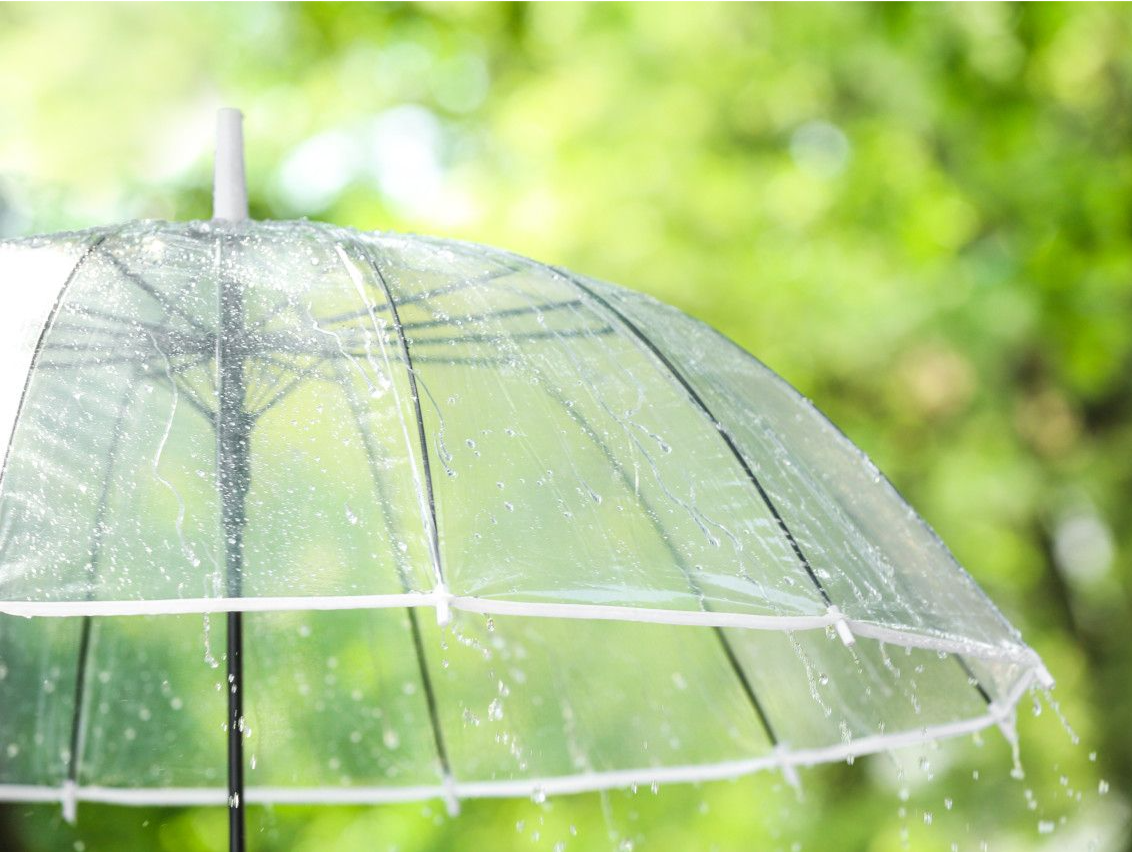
202,614,220,669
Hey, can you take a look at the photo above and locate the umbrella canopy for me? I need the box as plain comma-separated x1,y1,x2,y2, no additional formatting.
0,115,1050,843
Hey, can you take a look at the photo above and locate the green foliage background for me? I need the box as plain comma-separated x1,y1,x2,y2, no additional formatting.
0,2,1129,850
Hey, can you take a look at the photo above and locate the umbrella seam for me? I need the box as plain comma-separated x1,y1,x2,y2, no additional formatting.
0,233,110,497
338,239,447,599
544,266,836,612
318,234,458,802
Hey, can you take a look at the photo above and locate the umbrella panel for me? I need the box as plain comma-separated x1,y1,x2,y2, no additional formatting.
0,609,1030,801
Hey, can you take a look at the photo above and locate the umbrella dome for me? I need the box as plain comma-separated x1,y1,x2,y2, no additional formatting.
0,114,1050,838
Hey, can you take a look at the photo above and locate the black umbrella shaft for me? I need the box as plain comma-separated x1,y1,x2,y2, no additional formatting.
218,271,249,852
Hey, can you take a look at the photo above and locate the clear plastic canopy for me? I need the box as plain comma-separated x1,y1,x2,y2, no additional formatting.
0,221,1047,810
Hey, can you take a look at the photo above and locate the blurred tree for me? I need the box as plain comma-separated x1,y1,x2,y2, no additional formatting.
0,2,1129,850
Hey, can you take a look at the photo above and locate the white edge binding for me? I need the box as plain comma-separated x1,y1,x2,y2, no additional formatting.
0,668,1036,811
0,594,1042,668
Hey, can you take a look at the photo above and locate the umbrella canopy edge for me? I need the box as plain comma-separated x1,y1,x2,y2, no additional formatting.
0,663,1037,811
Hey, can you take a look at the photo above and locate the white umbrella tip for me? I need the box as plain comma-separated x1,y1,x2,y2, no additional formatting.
213,108,248,222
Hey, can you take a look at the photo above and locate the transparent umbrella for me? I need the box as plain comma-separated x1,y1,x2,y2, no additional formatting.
0,112,1051,851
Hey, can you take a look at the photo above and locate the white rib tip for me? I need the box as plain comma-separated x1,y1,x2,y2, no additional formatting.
1034,665,1055,690
442,774,461,817
826,606,855,647
434,583,452,627
990,704,1016,741
213,107,248,222
61,779,77,824
773,746,802,795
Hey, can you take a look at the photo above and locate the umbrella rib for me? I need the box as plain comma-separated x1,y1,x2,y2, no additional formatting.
316,267,517,328
398,299,584,332
0,233,108,496
65,304,179,337
953,653,994,705
535,378,780,746
552,270,834,609
360,252,447,592
250,358,331,419
394,327,615,348
245,267,520,337
65,375,142,809
100,251,212,336
336,369,456,794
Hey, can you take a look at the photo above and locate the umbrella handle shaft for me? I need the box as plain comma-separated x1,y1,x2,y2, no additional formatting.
215,107,249,852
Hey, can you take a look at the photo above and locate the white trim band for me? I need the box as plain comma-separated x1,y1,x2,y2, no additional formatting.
0,668,1035,812
0,593,1043,670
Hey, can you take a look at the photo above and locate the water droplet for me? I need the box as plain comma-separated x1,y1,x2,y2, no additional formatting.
531,786,546,804
345,504,358,525
488,698,504,721
1099,779,1109,795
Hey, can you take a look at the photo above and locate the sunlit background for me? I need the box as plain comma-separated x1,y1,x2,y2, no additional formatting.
1,3,1130,850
